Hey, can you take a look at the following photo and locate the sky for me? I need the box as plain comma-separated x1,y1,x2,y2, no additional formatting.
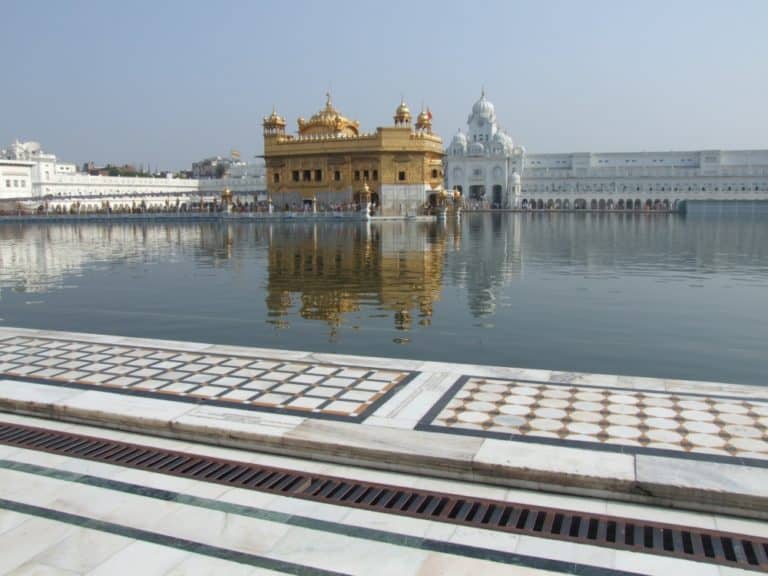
2,0,767,170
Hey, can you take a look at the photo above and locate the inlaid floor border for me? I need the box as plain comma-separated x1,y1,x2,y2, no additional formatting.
0,335,421,423
415,375,768,469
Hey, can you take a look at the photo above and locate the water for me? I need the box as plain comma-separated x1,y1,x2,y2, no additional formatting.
1,205,766,385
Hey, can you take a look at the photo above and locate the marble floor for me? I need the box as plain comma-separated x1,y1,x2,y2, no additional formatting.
0,412,763,576
0,335,416,421
418,375,768,463
1,330,766,467
0,326,766,525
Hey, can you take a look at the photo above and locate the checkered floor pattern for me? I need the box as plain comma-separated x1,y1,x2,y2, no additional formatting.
0,336,415,420
421,376,768,461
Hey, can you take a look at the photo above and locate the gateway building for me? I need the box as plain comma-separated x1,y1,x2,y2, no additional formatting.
446,92,768,210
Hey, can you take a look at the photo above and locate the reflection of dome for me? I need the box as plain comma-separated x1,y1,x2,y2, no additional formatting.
469,141,485,155
298,93,360,137
471,90,495,119
394,99,412,125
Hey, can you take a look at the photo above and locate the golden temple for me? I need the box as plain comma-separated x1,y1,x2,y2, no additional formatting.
263,94,444,217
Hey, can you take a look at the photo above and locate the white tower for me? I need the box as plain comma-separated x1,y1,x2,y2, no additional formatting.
445,90,519,208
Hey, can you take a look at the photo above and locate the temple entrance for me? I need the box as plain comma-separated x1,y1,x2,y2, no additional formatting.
492,185,503,208
469,185,486,200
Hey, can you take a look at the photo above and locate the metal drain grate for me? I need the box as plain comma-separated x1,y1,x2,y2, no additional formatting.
1,422,766,572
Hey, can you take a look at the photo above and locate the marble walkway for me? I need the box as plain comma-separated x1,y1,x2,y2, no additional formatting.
0,327,766,516
0,412,765,575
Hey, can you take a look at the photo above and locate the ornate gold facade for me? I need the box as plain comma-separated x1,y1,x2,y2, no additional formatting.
263,95,444,216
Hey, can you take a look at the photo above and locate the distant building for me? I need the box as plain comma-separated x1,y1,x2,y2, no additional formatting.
0,158,33,205
192,156,232,179
262,94,444,216
192,153,264,181
445,91,520,208
446,92,768,209
0,140,265,212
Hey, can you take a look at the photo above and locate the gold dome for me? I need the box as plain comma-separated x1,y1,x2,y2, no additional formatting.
262,107,286,129
416,107,432,131
297,93,360,137
394,98,412,125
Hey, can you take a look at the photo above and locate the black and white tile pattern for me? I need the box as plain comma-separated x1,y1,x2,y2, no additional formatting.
0,336,417,421
420,376,768,462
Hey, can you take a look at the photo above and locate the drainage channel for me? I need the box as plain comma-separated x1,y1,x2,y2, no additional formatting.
0,422,766,572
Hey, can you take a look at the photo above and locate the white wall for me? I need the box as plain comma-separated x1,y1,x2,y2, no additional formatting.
0,162,33,201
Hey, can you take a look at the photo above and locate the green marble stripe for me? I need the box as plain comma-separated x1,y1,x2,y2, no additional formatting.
0,458,640,576
0,497,346,576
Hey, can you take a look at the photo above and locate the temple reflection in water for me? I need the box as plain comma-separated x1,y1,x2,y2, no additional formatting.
264,221,451,334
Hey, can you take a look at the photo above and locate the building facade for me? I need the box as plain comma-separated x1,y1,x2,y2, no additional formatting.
263,95,444,216
445,91,522,209
446,92,768,210
1,141,265,212
0,159,33,205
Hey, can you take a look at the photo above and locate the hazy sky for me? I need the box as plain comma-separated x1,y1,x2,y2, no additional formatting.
3,0,767,170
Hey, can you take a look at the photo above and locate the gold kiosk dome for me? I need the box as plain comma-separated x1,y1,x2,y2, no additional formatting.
416,107,433,132
394,99,412,126
297,93,360,137
262,108,287,135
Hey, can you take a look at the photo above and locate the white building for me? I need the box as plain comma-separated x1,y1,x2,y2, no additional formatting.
0,141,266,212
446,93,768,210
0,159,33,204
445,91,522,209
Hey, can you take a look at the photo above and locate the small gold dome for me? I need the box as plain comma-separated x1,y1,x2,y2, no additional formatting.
416,107,432,131
263,107,286,129
394,98,412,125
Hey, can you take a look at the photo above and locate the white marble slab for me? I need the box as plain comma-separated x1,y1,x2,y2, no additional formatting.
0,379,85,413
636,454,768,515
473,438,636,488
171,405,304,445
0,517,74,574
58,389,194,429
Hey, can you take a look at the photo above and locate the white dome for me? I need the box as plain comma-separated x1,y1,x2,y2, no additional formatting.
471,91,495,119
450,131,467,156
452,130,467,145
469,142,485,155
492,131,514,155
